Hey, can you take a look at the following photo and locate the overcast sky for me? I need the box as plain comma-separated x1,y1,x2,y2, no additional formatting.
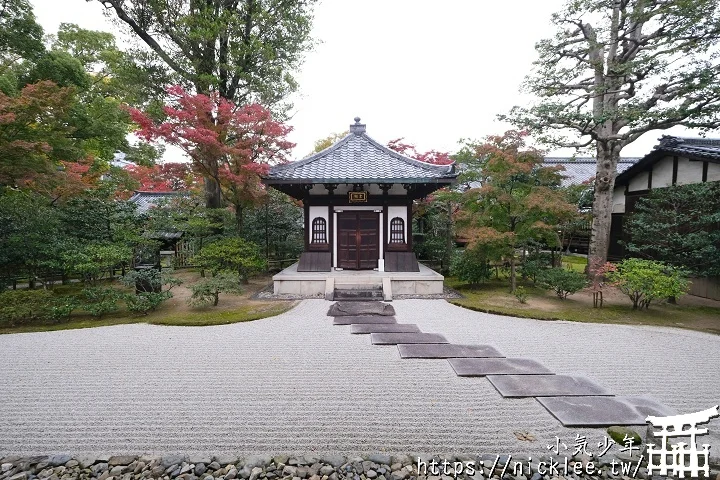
31,0,698,161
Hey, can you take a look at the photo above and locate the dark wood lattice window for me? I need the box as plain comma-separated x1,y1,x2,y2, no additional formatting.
311,217,327,243
390,217,405,243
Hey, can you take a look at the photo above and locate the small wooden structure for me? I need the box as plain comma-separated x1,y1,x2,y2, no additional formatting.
263,118,458,298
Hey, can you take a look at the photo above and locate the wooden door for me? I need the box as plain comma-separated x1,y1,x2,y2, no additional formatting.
337,211,379,269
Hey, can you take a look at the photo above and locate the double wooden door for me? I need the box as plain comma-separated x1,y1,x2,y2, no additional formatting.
337,211,379,269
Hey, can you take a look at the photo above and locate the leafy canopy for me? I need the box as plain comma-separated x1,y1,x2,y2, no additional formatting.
129,85,294,226
624,182,720,277
605,258,689,310
456,131,577,291
94,0,316,108
193,237,266,283
505,0,720,150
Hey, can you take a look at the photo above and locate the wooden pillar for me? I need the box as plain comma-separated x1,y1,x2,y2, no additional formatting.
328,204,334,266
407,202,413,250
303,201,309,252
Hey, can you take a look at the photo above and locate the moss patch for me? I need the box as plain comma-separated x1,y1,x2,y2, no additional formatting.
447,277,720,334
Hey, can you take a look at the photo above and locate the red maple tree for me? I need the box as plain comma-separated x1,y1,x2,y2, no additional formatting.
386,138,453,165
127,85,294,230
126,162,202,192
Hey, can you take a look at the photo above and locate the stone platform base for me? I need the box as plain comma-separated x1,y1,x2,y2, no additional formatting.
272,262,444,301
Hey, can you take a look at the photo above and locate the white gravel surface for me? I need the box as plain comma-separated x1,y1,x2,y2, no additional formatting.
0,299,718,459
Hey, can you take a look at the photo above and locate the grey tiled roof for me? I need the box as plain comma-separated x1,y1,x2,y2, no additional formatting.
543,157,639,186
266,120,457,184
616,135,720,184
128,191,189,215
654,135,720,161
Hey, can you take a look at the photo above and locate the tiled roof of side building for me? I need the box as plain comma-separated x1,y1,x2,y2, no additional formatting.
616,135,720,185
128,191,190,215
543,157,640,186
265,118,458,184
654,135,720,160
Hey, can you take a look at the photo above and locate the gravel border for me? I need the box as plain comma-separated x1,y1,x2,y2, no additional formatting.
2,450,704,480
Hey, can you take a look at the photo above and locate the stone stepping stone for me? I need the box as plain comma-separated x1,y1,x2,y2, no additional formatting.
350,324,421,334
370,333,448,345
487,374,612,398
327,302,395,317
448,358,552,377
333,316,397,325
397,343,503,359
537,396,649,427
622,395,677,417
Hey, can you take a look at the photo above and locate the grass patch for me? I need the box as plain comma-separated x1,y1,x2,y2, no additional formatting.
561,254,587,273
148,302,294,327
446,276,720,334
0,271,296,334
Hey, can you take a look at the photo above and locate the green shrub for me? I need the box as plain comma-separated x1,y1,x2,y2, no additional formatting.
193,237,266,283
125,291,172,315
605,258,689,310
514,286,528,304
119,268,182,293
451,248,493,285
0,290,55,326
188,272,243,307
537,268,588,299
80,286,123,317
519,252,553,284
50,296,78,320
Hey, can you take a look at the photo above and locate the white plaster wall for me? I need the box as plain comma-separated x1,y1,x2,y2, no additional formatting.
628,171,649,192
387,206,408,242
708,162,720,182
677,157,704,185
612,187,626,214
652,156,674,188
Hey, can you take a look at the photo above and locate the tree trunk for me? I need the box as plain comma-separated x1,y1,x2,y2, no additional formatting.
509,257,516,292
204,177,222,209
588,141,621,285
235,204,243,234
443,201,453,276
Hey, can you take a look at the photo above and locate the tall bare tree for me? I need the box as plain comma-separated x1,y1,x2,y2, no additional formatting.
505,0,720,282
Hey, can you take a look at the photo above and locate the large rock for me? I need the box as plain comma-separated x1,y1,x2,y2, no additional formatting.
250,466,263,480
367,455,391,466
162,455,188,468
244,456,272,469
214,455,238,466
607,425,642,445
322,455,345,468
108,456,136,467
47,456,71,467
319,465,335,476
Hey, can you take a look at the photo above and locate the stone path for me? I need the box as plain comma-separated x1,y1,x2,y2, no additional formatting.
329,301,676,427
0,299,718,461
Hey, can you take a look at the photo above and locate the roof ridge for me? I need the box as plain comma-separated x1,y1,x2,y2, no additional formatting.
271,130,454,177
360,133,455,174
272,132,355,172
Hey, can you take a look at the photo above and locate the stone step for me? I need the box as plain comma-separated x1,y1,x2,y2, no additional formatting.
333,282,383,289
333,288,384,301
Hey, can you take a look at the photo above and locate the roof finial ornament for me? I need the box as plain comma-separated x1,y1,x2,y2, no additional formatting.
350,116,366,135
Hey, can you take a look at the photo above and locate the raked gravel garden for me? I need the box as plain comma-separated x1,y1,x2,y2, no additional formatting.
1,299,719,480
